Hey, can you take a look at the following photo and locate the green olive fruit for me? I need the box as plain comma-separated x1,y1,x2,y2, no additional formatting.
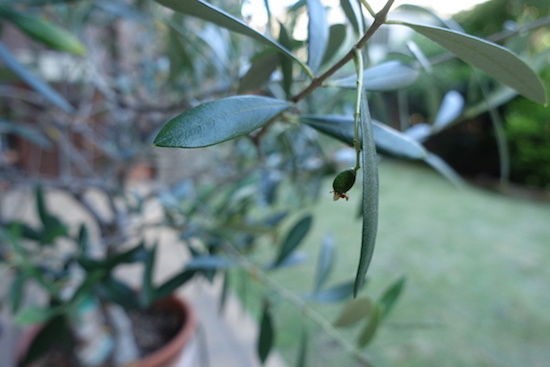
332,169,356,200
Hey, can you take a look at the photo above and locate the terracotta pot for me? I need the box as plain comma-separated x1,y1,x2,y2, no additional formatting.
131,296,197,367
16,296,197,367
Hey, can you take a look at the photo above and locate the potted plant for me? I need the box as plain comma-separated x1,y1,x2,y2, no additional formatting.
0,0,546,366
1,187,198,366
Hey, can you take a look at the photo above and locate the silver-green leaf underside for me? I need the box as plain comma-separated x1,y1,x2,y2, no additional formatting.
354,94,379,296
402,22,546,104
332,61,420,91
306,0,329,73
299,114,427,160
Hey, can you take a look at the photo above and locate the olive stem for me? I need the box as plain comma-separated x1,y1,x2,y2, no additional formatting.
291,0,395,103
226,246,374,366
359,0,376,18
352,48,364,173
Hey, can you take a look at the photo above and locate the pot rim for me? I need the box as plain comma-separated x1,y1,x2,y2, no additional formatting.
132,295,197,367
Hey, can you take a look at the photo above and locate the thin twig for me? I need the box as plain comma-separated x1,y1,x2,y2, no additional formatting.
291,0,395,103
359,0,376,18
228,247,374,367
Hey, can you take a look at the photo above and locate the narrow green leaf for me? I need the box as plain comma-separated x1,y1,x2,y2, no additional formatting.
35,186,49,229
278,23,294,98
300,115,354,145
218,272,230,314
166,23,195,79
273,214,313,267
15,305,61,325
313,234,335,292
154,96,292,148
268,251,307,270
406,40,432,73
321,24,347,66
153,269,196,300
340,0,362,35
306,0,328,72
257,302,275,364
79,243,147,272
155,0,311,76
379,276,406,319
332,61,420,91
463,86,517,119
395,4,459,30
306,280,355,303
424,152,465,187
104,243,147,269
354,94,379,297
402,22,547,104
433,90,464,130
238,51,279,93
372,122,427,160
34,186,68,244
357,303,381,347
0,6,85,55
333,296,373,328
9,272,26,313
69,271,103,307
10,221,41,242
77,224,89,254
19,316,72,367
140,245,157,307
0,42,73,112
300,114,427,160
96,277,139,309
295,327,309,367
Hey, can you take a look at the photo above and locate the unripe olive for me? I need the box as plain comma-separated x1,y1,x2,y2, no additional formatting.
331,169,356,201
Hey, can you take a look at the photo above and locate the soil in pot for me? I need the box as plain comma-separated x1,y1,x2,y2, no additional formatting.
19,298,193,367
128,304,183,358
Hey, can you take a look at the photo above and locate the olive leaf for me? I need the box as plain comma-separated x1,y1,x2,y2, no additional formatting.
357,303,382,347
0,43,73,112
340,0,363,34
273,214,313,268
295,327,309,367
299,115,427,160
155,0,311,76
379,276,406,319
238,50,279,92
402,22,546,104
433,90,464,130
306,0,329,72
279,22,295,98
313,234,335,292
332,61,420,91
258,302,275,364
154,96,292,148
0,6,86,55
322,24,348,66
354,94,379,297
306,280,355,303
333,296,373,328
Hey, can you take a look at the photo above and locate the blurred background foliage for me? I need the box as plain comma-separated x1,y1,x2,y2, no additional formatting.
0,0,548,366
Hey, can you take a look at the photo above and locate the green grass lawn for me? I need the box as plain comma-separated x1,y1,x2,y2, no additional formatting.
257,159,550,367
